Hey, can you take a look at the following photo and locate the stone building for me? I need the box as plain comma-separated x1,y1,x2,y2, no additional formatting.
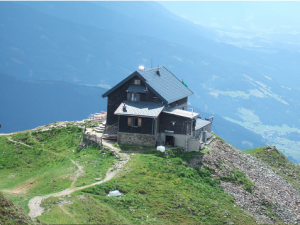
102,66,212,151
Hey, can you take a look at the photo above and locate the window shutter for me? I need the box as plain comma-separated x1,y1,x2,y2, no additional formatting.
127,93,130,101
128,117,132,126
137,94,140,102
138,118,142,127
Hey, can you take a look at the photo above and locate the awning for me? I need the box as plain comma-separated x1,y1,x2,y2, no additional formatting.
114,100,165,118
162,107,199,119
126,84,147,93
195,118,211,130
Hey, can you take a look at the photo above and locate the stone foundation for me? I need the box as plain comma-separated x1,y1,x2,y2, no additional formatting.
118,132,158,146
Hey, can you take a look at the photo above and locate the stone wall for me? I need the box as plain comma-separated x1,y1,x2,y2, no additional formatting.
118,132,158,146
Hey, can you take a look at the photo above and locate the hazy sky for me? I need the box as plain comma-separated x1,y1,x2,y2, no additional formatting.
158,2,300,29
158,1,300,48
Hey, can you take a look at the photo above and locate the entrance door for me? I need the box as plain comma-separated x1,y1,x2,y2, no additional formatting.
166,135,175,146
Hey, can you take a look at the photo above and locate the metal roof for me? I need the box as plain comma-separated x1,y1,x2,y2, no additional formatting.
195,118,211,130
114,100,165,118
162,107,199,119
102,66,193,104
127,84,147,93
138,66,193,104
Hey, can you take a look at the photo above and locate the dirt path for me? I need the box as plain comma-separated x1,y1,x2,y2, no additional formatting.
7,136,32,148
70,160,84,187
28,143,130,218
59,204,78,224
29,132,85,187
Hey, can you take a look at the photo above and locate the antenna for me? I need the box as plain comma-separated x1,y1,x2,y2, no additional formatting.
151,58,152,68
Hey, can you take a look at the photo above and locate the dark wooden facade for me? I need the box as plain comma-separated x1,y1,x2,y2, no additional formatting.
106,75,163,125
118,116,155,134
159,113,190,135
169,97,188,110
105,71,192,139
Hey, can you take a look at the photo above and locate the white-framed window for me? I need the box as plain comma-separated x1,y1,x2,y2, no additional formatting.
131,93,137,101
134,79,141,85
128,117,142,127
127,93,140,102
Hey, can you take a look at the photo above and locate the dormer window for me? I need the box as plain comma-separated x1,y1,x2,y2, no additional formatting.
131,93,137,101
134,79,141,85
127,93,140,102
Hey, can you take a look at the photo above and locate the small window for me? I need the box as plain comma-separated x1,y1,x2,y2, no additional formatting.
131,93,137,101
128,117,142,127
134,79,141,85
128,93,140,102
132,118,138,127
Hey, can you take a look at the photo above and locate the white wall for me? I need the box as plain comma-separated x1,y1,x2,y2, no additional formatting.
159,133,200,151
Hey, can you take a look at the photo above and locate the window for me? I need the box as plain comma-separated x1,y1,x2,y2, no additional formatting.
128,117,142,127
132,118,139,126
127,93,140,102
134,79,141,85
131,93,137,101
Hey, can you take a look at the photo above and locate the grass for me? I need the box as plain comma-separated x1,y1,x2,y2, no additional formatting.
220,170,255,193
37,148,256,224
0,123,115,214
114,143,156,153
0,192,33,224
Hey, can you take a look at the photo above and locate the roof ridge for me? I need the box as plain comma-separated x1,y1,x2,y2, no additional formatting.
144,65,162,72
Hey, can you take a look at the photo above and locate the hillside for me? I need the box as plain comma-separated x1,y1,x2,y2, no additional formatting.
245,146,300,193
1,122,300,224
0,192,34,224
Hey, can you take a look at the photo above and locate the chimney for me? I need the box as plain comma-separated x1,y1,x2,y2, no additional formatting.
156,68,160,76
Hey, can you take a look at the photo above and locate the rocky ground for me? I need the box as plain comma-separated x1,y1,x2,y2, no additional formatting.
189,138,300,224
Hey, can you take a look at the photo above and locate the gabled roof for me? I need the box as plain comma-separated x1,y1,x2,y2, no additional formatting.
114,100,165,118
162,107,199,119
102,66,193,104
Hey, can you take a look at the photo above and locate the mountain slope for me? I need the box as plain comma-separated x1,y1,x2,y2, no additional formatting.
1,123,300,224
17,1,300,90
245,146,300,191
0,192,34,224
191,137,300,224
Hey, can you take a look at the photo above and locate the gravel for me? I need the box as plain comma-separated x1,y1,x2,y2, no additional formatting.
189,139,300,224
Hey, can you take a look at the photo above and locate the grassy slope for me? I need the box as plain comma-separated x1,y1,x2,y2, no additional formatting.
0,192,33,224
245,146,300,193
38,146,256,224
0,122,115,214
